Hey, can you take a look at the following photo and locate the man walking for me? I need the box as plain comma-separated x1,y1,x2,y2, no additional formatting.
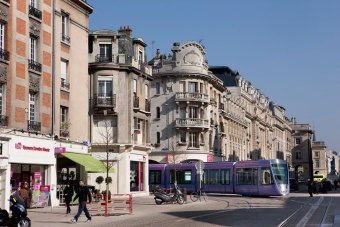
71,180,92,223
307,179,314,197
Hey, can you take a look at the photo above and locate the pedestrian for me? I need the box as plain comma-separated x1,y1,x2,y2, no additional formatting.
307,179,314,197
64,184,74,214
71,180,92,223
334,179,338,190
18,182,31,208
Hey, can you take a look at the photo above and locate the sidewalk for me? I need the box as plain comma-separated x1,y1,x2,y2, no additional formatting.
29,195,216,227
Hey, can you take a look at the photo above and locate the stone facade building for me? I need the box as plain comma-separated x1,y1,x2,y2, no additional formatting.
88,27,152,195
149,42,225,163
312,141,327,178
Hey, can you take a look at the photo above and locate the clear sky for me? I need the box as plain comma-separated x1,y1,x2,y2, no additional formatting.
88,0,340,152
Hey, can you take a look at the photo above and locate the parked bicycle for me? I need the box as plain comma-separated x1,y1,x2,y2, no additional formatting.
190,188,207,202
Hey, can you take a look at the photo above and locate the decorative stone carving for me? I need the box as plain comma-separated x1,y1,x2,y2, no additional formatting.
29,74,40,93
0,4,9,23
183,50,202,66
29,20,41,37
0,63,7,84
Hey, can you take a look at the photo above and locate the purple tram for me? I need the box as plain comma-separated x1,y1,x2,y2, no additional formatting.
149,159,289,196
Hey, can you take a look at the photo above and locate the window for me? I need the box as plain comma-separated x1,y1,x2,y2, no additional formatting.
30,0,37,7
138,51,143,64
99,43,112,58
0,23,4,50
29,37,38,61
179,131,186,143
133,79,137,95
60,59,68,88
149,170,161,184
200,133,204,144
61,13,69,38
220,170,230,185
296,138,301,145
179,107,186,119
144,84,149,99
60,106,68,123
189,132,199,148
156,132,160,144
315,160,320,168
156,107,160,119
179,81,185,92
261,168,273,185
236,168,257,185
170,170,192,184
0,84,6,115
98,78,112,97
208,170,219,184
188,106,198,118
314,151,319,158
29,93,37,122
295,151,302,160
188,82,198,93
155,82,160,94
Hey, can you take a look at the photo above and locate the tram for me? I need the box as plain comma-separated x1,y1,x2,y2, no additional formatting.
149,159,289,196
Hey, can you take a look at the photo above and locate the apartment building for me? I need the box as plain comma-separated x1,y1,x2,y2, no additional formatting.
149,41,225,163
312,141,327,178
0,0,93,209
88,27,152,195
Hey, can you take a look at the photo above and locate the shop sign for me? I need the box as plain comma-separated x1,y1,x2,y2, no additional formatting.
15,142,50,152
54,147,66,154
130,153,146,162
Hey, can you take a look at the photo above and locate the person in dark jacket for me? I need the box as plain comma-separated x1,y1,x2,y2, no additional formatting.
63,184,74,214
307,179,314,197
71,180,92,223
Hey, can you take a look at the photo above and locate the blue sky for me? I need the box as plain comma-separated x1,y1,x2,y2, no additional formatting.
88,0,340,152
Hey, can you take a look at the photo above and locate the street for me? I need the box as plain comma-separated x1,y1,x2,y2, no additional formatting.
29,192,340,227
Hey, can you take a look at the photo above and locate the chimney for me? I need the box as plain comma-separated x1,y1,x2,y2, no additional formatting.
156,49,160,58
118,25,132,38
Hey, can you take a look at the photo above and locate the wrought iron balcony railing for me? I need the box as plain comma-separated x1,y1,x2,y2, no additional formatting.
0,115,8,127
61,34,70,44
175,92,209,103
91,94,116,108
95,54,116,63
176,118,209,129
28,59,42,72
29,5,42,19
0,49,9,61
61,78,70,90
27,120,41,132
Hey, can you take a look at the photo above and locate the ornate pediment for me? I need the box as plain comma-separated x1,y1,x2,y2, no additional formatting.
29,20,41,37
183,50,202,66
29,74,40,93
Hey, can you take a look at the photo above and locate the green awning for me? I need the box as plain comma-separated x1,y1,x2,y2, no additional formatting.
61,153,107,173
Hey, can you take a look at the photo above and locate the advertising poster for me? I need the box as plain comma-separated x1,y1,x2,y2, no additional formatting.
32,185,50,208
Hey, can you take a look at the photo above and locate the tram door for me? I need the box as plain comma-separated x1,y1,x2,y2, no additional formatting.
259,167,275,195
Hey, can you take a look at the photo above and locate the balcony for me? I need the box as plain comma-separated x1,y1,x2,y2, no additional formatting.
0,49,10,61
0,115,8,127
28,59,42,72
95,54,116,63
27,120,41,132
61,78,70,90
176,118,209,129
133,96,139,109
175,92,209,104
29,5,42,19
219,103,225,111
61,34,70,44
91,94,116,108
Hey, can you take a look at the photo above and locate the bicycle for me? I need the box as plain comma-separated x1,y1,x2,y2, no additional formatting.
190,188,207,202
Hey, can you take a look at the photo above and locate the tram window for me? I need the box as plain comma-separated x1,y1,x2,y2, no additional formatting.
261,168,273,185
220,169,230,185
236,168,258,185
149,170,162,184
209,170,219,185
170,170,192,184
203,170,208,185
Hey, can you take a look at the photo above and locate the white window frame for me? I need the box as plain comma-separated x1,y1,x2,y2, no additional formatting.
30,0,37,8
189,132,199,148
0,23,4,50
99,43,112,57
61,13,69,37
60,106,68,124
133,79,137,94
97,77,113,97
29,93,37,122
144,84,149,99
0,84,6,115
29,37,37,61
60,59,67,81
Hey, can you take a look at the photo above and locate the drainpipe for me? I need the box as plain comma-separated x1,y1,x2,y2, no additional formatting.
51,0,56,138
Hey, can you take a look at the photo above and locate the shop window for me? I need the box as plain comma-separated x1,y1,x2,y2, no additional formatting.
130,161,144,192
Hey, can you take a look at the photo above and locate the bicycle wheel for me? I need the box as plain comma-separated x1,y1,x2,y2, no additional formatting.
190,192,199,202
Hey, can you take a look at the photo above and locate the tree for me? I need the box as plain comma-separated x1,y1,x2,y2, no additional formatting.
97,118,115,216
95,176,104,191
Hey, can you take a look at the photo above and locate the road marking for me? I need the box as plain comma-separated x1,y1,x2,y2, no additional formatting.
321,197,333,227
277,206,303,227
296,197,324,227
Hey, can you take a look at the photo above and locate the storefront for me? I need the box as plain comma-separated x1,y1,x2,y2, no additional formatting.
8,135,57,208
130,153,146,192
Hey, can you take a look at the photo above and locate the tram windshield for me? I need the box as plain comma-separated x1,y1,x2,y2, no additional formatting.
271,164,288,184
